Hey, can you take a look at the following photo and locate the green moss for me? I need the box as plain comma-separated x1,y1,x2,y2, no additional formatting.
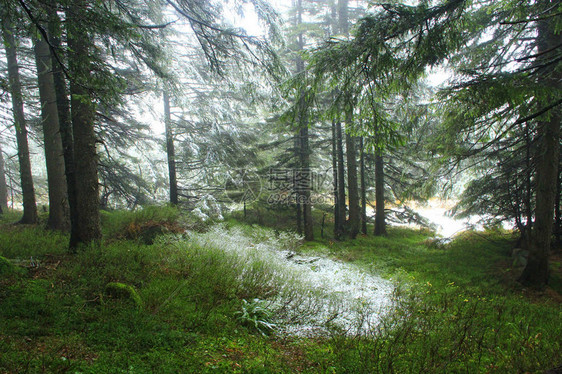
104,282,142,309
0,216,561,373
0,226,68,258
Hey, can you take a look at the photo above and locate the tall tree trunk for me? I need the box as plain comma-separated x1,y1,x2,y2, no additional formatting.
336,121,347,230
0,142,8,213
1,16,38,224
332,120,343,238
519,0,560,287
338,0,354,237
360,137,367,235
33,34,70,231
47,3,79,247
338,0,349,36
554,164,562,247
299,126,314,240
329,3,342,239
296,201,303,235
293,133,302,234
374,152,386,236
521,114,560,286
163,90,178,205
346,132,360,239
294,0,313,240
67,0,102,246
523,122,533,244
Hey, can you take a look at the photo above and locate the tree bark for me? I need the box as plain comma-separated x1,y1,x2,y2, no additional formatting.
299,125,314,241
518,0,560,287
336,121,347,231
360,137,367,235
0,142,8,213
337,0,353,237
163,90,178,205
47,3,80,247
338,0,349,36
520,115,560,286
346,132,360,239
554,161,562,247
332,120,343,238
33,33,70,231
293,133,303,235
296,201,303,235
1,16,38,224
374,152,387,236
523,121,533,244
295,0,313,241
67,0,102,246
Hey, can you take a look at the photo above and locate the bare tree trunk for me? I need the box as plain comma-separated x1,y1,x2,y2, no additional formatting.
67,0,101,246
296,201,303,236
332,120,342,238
374,152,386,236
519,0,560,287
522,122,533,245
521,115,560,286
293,133,302,234
294,0,313,240
338,0,354,238
47,3,79,247
554,161,562,246
163,90,178,205
336,122,347,230
0,142,8,213
300,126,314,240
338,0,349,35
360,137,367,235
346,132,360,239
33,33,70,231
1,16,38,224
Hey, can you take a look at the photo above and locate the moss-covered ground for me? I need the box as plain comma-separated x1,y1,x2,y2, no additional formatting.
1,207,560,373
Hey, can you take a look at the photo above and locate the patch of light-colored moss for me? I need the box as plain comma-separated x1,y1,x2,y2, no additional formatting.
104,282,142,309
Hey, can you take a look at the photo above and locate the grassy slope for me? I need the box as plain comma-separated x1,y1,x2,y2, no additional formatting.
0,208,561,373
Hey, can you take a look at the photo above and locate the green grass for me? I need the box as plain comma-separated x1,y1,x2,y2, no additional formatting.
289,228,562,373
0,207,561,373
0,224,68,258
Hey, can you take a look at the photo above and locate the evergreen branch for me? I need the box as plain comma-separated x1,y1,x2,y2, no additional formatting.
512,98,562,126
16,0,71,80
165,0,251,40
136,20,178,29
520,55,562,74
500,10,562,25
516,42,562,62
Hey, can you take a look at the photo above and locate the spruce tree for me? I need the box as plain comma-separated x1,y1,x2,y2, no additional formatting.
1,7,38,224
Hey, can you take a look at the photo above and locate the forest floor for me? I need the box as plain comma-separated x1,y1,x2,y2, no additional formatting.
0,206,561,373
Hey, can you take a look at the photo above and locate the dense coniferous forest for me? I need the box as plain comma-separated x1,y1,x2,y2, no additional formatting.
0,0,561,372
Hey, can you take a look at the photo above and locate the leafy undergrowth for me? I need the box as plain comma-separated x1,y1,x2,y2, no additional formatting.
1,208,561,373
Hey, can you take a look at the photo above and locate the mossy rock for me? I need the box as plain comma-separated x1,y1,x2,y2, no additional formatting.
104,282,142,309
0,256,15,276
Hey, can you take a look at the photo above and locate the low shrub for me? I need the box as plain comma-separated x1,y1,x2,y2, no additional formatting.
101,205,183,242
